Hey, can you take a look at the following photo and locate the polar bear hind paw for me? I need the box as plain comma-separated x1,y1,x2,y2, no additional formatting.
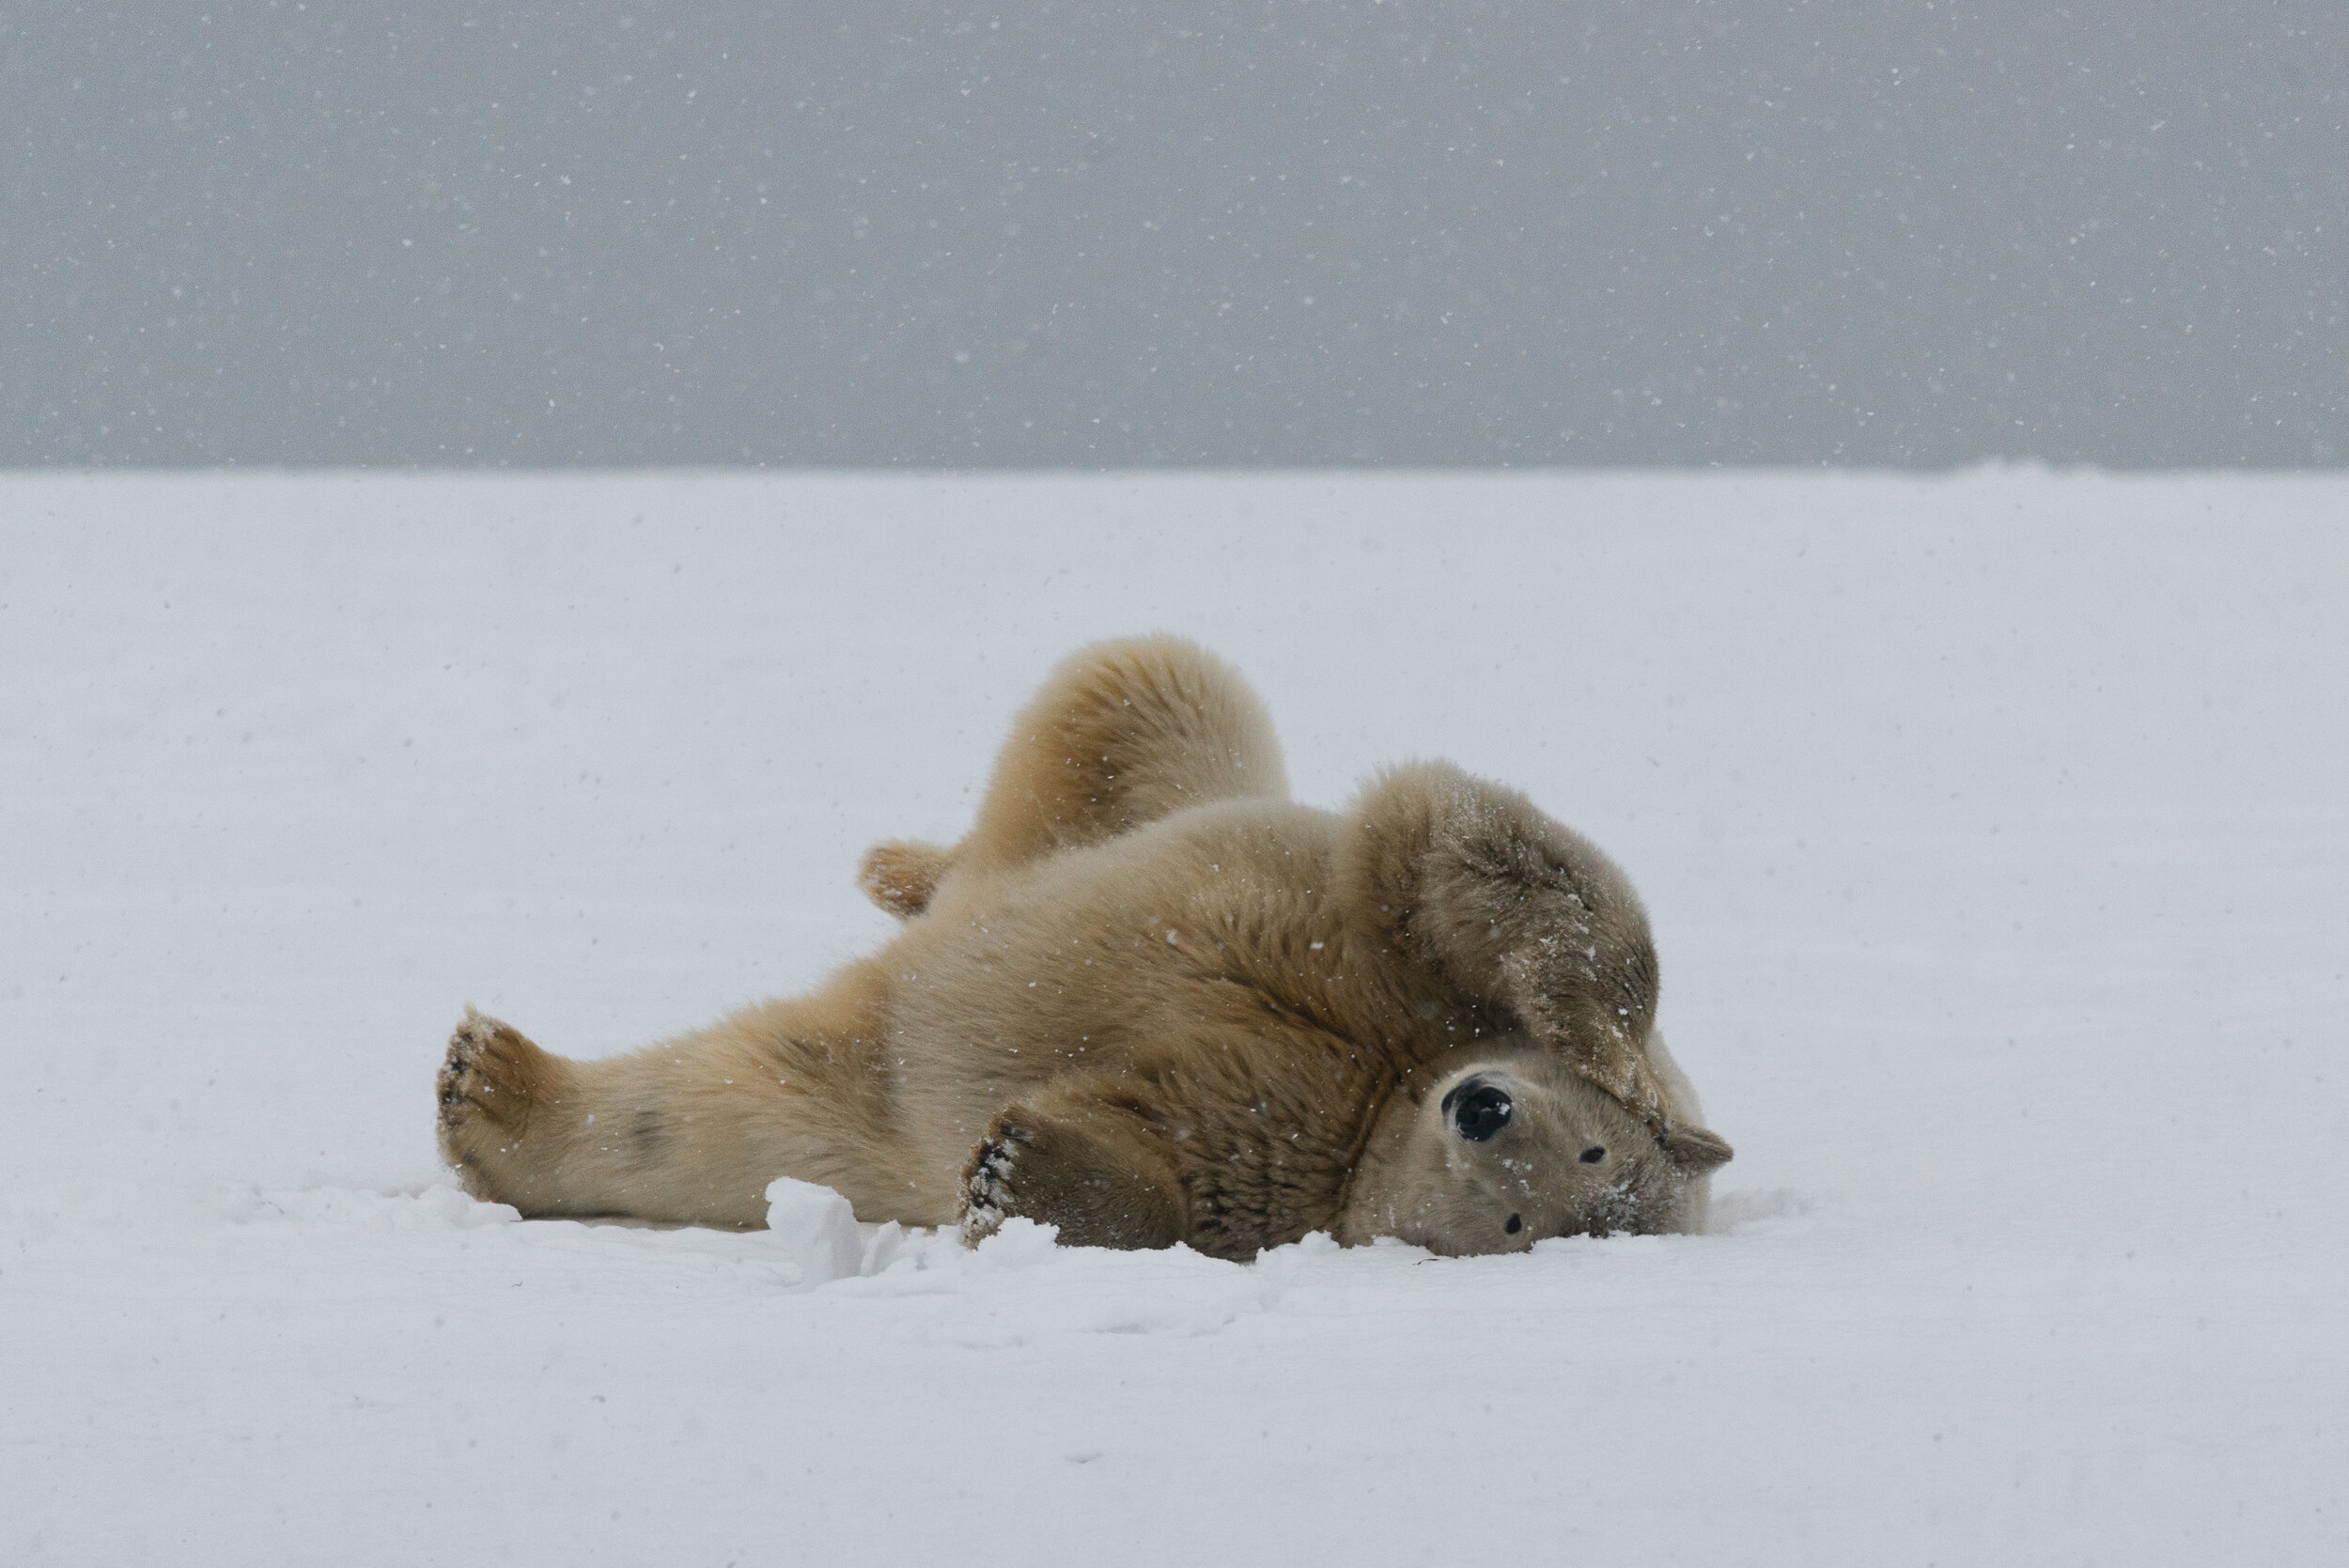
437,1008,557,1200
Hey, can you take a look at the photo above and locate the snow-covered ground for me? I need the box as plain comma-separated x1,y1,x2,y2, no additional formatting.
6,472,2344,1566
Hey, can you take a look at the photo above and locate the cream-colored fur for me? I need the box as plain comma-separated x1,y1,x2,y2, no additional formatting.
437,635,1730,1257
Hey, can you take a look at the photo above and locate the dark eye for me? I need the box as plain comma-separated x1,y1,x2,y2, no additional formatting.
1441,1080,1513,1141
1503,1213,1522,1234
1579,1145,1606,1164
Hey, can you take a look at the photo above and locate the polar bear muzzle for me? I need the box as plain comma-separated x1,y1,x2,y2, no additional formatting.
1336,1043,1732,1255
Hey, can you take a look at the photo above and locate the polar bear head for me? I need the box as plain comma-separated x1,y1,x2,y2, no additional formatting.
1336,1042,1733,1254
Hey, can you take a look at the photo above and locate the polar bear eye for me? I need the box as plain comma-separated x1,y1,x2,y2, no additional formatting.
1579,1145,1607,1164
1443,1082,1512,1141
1503,1213,1523,1234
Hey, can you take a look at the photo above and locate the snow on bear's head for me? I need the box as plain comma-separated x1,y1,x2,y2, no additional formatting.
1336,1042,1734,1255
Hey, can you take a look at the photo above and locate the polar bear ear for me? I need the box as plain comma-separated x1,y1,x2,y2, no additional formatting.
1660,1123,1734,1172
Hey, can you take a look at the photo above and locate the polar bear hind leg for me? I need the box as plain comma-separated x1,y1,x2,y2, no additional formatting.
436,963,937,1228
859,634,1291,917
856,838,957,918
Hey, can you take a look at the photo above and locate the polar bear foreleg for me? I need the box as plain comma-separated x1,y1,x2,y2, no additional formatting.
1336,758,1672,1116
957,1079,1190,1251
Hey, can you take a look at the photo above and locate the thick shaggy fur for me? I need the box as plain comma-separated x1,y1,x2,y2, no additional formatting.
438,636,1729,1258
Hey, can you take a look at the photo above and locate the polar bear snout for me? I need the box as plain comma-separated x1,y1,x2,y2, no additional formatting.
1338,1043,1727,1254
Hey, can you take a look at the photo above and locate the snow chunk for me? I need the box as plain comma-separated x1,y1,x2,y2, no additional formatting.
763,1176,864,1285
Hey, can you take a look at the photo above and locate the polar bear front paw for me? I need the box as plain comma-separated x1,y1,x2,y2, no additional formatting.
956,1103,1189,1252
957,1114,1034,1247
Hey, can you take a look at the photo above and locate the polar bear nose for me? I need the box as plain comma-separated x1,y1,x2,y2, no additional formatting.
1442,1080,1513,1141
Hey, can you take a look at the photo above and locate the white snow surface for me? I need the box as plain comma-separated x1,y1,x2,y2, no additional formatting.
4,472,2344,1565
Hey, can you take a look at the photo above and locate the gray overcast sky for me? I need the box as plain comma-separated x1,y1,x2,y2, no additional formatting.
6,2,2343,466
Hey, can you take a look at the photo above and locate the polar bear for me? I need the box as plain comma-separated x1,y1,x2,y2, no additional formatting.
437,636,1730,1258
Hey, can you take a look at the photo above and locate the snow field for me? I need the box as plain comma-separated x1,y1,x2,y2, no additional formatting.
4,472,2345,1564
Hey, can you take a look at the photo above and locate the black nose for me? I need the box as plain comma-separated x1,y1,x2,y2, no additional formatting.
1579,1145,1606,1163
1442,1080,1513,1141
